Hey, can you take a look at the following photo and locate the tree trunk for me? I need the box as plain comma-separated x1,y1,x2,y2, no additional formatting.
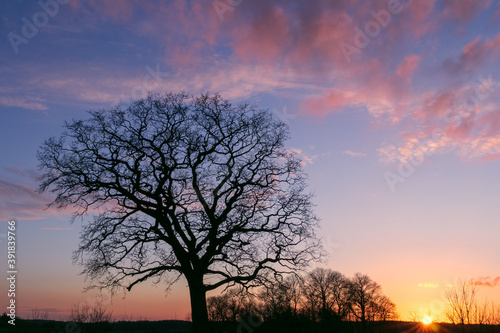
187,273,209,333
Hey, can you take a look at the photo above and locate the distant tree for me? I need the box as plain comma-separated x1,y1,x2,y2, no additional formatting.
30,307,49,321
493,303,500,325
207,287,258,322
69,301,112,324
38,92,321,333
302,268,350,321
207,293,231,322
259,275,303,320
444,280,477,325
373,295,398,321
348,273,383,324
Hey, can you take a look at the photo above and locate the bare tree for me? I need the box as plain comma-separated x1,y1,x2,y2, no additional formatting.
259,275,303,320
444,280,477,325
38,92,321,332
373,295,398,321
302,268,350,321
30,307,49,321
474,299,491,325
69,301,112,323
347,273,382,324
207,287,258,322
207,293,232,322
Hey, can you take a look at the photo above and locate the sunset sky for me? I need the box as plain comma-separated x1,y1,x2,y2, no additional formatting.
1,0,500,322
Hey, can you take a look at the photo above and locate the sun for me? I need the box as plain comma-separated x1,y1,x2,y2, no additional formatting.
422,316,432,325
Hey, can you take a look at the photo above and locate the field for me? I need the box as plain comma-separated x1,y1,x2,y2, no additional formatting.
2,319,500,333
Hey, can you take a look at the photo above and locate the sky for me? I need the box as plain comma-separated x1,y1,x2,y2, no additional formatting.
1,0,500,322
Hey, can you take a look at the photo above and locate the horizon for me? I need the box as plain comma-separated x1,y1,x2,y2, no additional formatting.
1,0,500,324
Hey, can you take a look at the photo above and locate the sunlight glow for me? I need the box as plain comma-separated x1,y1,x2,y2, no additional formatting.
422,317,432,325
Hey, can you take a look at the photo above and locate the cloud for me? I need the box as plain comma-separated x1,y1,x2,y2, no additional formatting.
481,153,500,161
442,0,493,24
233,6,290,64
413,90,455,121
300,90,350,116
443,34,500,75
396,55,422,81
379,72,500,164
40,227,73,231
0,179,60,221
299,54,420,122
289,148,319,166
418,281,439,288
342,150,367,158
0,96,48,111
5,0,499,170
470,276,500,287
407,0,438,37
39,308,63,313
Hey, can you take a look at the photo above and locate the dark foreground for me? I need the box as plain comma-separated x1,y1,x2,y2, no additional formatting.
2,318,500,333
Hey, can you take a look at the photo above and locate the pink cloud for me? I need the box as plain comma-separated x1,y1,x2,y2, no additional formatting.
396,55,422,81
379,71,500,164
478,110,500,136
414,91,455,121
379,129,500,164
286,9,355,72
289,148,319,166
481,153,500,161
0,96,48,111
300,54,420,121
442,0,492,24
408,0,438,37
0,179,61,221
444,34,500,74
470,276,500,287
299,90,350,116
233,6,290,63
444,112,477,139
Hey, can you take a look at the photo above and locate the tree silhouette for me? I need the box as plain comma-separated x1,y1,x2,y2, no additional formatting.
259,275,303,320
348,273,383,324
444,279,478,325
37,92,321,332
373,295,398,321
303,268,350,321
207,287,258,322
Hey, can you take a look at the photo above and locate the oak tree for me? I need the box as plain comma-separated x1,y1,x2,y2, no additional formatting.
38,92,321,332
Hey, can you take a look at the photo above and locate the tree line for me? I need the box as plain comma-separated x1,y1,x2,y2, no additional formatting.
207,268,398,325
